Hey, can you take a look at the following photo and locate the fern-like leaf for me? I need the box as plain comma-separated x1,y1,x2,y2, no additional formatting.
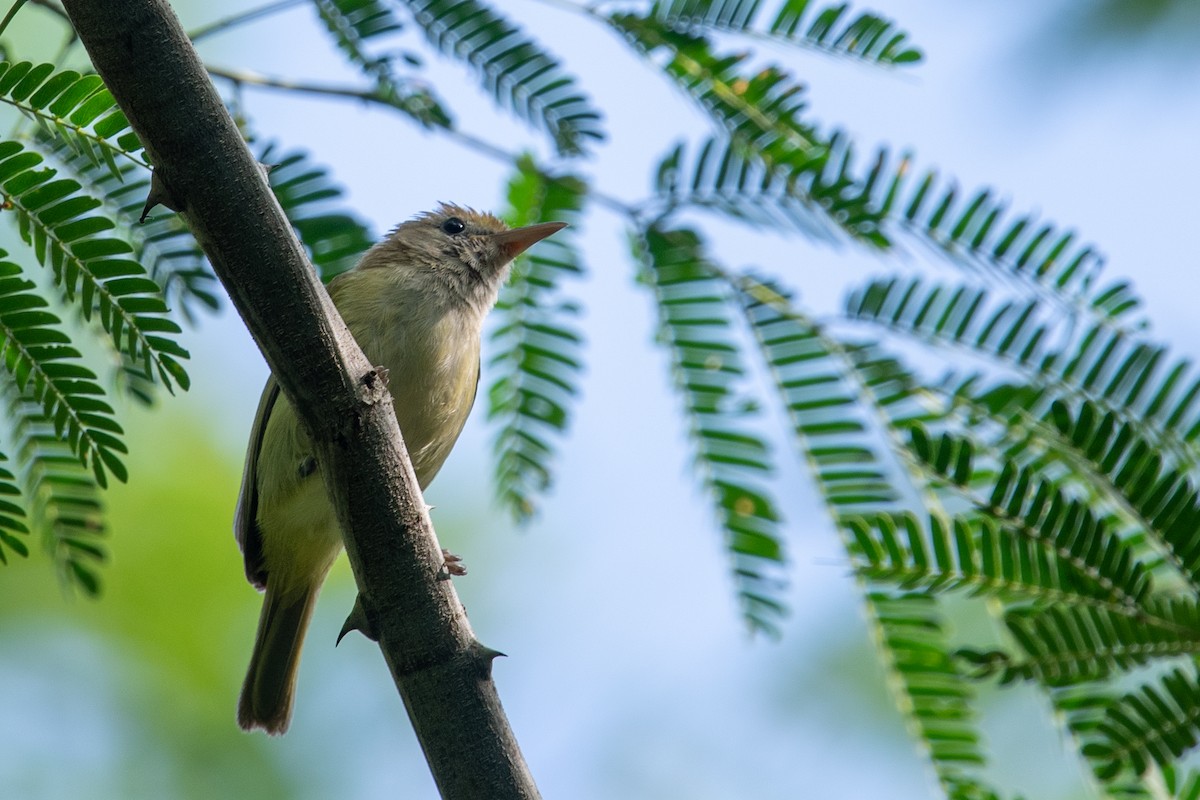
1042,399,1200,592
2,385,106,595
34,138,218,323
311,0,453,128
869,592,993,797
618,17,913,258
0,450,29,563
0,61,139,183
732,273,1001,792
651,140,1128,327
655,137,874,245
43,132,377,314
614,18,1130,324
846,175,1127,322
0,252,127,486
969,601,1200,686
612,14,826,164
737,280,902,514
847,277,1196,467
489,155,586,520
846,510,1120,607
632,223,785,632
620,27,1124,321
653,0,923,66
261,142,377,283
0,63,190,397
846,276,1075,372
1081,668,1200,780
0,139,190,397
399,0,603,155
17,62,373,322
910,426,1152,610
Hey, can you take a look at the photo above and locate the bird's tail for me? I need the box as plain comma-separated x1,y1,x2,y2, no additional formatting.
238,582,319,735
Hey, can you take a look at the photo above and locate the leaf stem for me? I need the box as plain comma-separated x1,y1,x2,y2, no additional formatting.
188,0,307,42
0,0,29,38
205,64,639,218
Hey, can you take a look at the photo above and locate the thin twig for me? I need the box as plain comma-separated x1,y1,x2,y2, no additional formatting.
6,0,79,140
206,64,638,219
189,0,308,43
0,0,31,36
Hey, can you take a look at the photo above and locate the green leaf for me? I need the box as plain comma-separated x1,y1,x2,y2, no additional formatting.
489,154,587,521
908,425,1151,610
0,140,190,408
311,0,454,129
654,137,867,245
738,279,918,517
612,15,826,166
993,601,1200,686
0,61,141,182
1035,399,1200,591
654,0,923,66
632,223,786,633
1078,668,1200,780
868,592,993,795
0,451,29,563
845,511,1120,608
0,251,128,487
399,0,604,154
34,128,373,402
847,277,1200,502
1,383,107,596
262,142,377,283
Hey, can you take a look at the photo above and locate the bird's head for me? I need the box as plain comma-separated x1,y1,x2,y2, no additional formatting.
359,203,566,313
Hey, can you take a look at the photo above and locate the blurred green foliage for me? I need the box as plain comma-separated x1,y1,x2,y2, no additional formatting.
0,407,296,797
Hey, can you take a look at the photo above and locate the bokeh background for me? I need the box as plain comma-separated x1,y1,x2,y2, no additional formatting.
2,1,1198,798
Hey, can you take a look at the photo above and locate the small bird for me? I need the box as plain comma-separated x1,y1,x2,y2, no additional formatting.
234,204,566,734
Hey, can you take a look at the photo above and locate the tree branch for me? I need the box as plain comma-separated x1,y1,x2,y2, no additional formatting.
57,1,539,797
204,64,638,219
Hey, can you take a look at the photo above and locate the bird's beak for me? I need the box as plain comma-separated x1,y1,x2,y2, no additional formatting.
493,221,568,260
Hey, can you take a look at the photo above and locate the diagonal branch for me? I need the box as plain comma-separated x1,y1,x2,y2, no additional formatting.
58,0,538,797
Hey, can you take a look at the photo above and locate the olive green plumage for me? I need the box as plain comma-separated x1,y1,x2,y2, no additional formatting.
234,205,565,734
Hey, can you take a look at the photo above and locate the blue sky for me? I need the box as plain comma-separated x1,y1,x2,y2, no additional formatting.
189,3,1200,798
3,1,1199,798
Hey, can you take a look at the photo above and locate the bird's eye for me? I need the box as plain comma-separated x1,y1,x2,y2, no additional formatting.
441,217,466,235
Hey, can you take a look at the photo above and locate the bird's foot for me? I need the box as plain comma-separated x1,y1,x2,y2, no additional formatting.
438,548,466,581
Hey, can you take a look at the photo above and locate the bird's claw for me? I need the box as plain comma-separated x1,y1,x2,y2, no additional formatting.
438,548,466,581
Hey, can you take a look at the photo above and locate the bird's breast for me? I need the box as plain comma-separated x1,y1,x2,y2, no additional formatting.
336,273,482,489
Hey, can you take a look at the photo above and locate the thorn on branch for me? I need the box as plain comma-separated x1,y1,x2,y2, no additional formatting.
140,162,275,222
337,593,378,644
469,641,507,679
140,168,182,222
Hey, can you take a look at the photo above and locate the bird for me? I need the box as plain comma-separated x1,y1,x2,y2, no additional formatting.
233,204,566,734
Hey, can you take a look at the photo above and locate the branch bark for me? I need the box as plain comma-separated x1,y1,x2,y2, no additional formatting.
58,1,539,797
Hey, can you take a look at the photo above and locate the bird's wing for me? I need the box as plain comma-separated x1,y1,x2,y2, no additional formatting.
472,358,480,409
234,374,281,590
